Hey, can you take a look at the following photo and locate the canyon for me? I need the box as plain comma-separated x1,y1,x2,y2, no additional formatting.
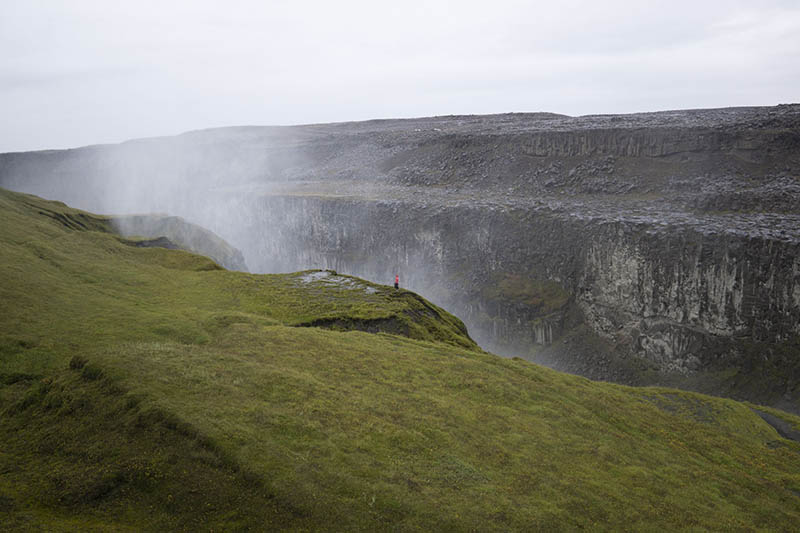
2,105,799,410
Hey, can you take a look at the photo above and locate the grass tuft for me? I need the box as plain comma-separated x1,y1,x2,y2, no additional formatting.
68,355,87,370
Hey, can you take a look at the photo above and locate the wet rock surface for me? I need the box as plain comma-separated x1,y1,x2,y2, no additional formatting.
1,104,799,410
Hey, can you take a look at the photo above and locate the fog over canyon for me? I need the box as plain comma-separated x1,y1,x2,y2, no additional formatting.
3,104,799,411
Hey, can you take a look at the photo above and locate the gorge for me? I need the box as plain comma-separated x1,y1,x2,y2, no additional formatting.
2,104,799,410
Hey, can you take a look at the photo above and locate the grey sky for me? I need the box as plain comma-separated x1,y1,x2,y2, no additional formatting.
1,0,798,152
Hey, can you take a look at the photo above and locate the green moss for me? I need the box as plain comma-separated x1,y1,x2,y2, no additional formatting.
482,273,569,313
2,187,800,531
0,369,300,531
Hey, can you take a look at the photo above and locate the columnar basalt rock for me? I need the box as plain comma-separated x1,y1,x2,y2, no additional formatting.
576,226,800,373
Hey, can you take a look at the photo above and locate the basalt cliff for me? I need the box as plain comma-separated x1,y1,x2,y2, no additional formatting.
2,105,799,410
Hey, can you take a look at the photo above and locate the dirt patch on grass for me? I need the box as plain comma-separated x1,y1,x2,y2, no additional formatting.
293,316,409,337
752,409,800,442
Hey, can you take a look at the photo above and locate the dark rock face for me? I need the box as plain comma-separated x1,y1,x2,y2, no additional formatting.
1,105,799,409
578,226,800,369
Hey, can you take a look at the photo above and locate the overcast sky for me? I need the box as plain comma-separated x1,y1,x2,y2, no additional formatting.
1,0,798,152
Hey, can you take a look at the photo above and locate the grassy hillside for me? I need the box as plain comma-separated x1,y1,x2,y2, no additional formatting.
1,188,799,531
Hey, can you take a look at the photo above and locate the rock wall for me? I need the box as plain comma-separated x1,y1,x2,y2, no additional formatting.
220,194,800,377
578,227,800,372
515,127,796,159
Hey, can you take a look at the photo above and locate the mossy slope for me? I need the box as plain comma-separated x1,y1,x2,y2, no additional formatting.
1,188,800,531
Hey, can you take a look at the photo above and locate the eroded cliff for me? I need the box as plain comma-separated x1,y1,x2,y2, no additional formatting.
2,105,799,409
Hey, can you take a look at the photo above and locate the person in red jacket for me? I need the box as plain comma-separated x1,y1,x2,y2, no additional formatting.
394,274,399,290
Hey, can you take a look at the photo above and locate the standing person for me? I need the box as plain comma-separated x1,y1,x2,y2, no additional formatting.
394,274,399,290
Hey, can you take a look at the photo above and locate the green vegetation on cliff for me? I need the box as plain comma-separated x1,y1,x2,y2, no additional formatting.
482,273,569,314
1,188,800,531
